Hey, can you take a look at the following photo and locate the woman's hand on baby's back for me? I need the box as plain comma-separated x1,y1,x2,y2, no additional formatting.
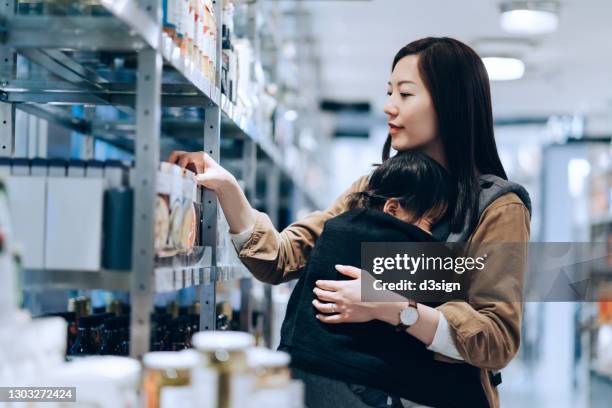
313,265,379,324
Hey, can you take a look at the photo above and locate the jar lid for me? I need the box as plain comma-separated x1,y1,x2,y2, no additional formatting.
192,331,255,351
247,347,290,368
143,350,201,370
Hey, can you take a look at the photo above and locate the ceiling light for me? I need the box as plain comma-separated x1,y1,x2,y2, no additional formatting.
500,1,559,35
482,57,525,81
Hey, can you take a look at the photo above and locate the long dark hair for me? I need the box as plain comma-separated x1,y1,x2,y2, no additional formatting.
348,151,456,223
383,37,507,234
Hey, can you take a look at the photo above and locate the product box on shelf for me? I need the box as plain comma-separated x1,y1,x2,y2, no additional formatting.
6,170,46,269
45,176,104,271
155,162,201,258
3,158,134,271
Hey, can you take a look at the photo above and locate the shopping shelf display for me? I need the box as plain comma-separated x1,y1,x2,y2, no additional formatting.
0,0,325,364
0,313,303,408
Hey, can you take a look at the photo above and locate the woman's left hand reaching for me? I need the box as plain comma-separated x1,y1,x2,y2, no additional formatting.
312,265,379,324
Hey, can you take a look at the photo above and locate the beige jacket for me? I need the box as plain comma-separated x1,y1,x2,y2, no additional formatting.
237,175,531,408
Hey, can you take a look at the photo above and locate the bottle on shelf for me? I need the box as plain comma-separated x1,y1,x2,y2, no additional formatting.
99,316,130,356
69,315,101,356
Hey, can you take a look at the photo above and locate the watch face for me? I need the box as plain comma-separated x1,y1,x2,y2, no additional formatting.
400,307,419,326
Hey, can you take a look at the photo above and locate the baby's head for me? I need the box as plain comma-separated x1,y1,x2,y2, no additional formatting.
347,151,456,232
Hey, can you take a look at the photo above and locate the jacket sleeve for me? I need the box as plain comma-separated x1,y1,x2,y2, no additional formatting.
237,176,369,284
436,194,530,370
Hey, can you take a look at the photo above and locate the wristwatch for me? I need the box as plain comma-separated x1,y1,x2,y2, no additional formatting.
395,299,419,332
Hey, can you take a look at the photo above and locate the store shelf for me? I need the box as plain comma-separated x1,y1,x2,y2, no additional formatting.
22,269,131,291
3,0,321,357
160,34,220,107
100,0,161,50
1,15,150,51
22,265,249,293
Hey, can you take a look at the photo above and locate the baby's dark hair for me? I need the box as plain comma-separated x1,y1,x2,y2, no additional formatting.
347,151,456,223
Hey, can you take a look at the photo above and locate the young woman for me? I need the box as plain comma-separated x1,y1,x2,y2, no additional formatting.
169,37,531,408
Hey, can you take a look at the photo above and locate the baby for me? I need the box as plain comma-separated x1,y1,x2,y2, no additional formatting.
279,151,484,407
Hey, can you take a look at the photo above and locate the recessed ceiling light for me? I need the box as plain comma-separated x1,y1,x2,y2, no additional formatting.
482,57,525,81
500,1,559,35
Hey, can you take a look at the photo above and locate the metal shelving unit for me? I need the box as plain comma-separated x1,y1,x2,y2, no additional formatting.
0,0,318,358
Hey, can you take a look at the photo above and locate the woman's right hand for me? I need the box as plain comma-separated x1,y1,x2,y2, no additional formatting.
167,150,256,234
167,151,235,191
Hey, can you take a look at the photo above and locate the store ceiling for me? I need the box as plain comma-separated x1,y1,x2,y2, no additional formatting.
303,0,612,135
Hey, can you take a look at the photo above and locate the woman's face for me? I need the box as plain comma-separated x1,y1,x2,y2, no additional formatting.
384,55,439,153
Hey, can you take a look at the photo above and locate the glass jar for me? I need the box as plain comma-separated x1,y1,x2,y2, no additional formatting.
143,350,200,408
192,331,255,408
247,347,293,407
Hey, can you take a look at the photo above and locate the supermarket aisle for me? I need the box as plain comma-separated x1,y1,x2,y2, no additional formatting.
1,1,612,407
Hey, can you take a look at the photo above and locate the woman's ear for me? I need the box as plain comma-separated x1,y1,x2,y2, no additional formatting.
383,198,400,216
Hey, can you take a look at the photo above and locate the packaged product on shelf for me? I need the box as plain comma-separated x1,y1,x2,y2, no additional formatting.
102,164,134,271
167,316,194,351
234,38,254,113
86,160,105,178
222,0,234,49
151,312,172,352
99,316,129,356
107,299,126,316
188,301,201,333
69,315,101,356
68,159,87,177
30,157,47,176
6,159,46,269
156,163,173,254
215,301,234,331
69,295,92,320
163,0,178,40
45,170,104,270
188,0,196,62
192,331,255,408
48,158,68,177
181,170,198,252
143,350,201,408
168,163,186,252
